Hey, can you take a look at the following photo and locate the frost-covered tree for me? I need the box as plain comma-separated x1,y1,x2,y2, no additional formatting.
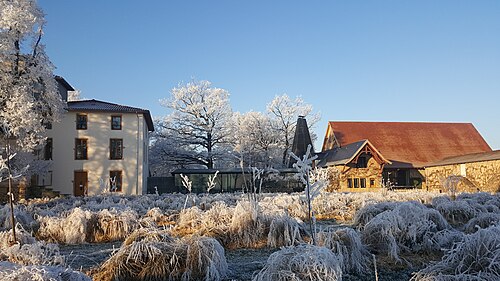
156,80,233,169
231,111,281,168
1,0,63,244
0,0,64,151
267,94,320,166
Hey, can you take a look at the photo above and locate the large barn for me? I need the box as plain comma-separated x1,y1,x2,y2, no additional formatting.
319,121,492,191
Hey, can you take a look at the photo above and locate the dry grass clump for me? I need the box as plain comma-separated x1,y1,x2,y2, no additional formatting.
93,228,227,281
0,228,64,266
267,216,305,248
252,244,343,281
36,207,140,244
317,226,371,275
174,200,308,249
352,202,398,229
360,201,450,262
0,261,91,281
411,225,500,280
91,209,140,242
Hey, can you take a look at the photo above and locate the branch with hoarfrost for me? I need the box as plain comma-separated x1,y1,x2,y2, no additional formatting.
180,174,193,210
206,170,219,193
290,144,325,245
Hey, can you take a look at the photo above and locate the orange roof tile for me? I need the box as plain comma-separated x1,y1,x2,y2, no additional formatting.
323,121,492,168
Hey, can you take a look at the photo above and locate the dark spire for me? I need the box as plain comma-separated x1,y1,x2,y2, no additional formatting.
289,116,314,167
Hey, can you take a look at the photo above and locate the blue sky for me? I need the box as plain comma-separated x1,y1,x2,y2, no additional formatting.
38,1,500,149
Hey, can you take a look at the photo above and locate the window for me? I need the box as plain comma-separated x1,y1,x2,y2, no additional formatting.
360,178,366,188
111,115,122,130
370,178,375,187
354,178,359,188
44,138,53,160
75,139,88,160
110,139,123,159
109,170,122,192
347,178,353,188
76,114,87,130
356,156,368,168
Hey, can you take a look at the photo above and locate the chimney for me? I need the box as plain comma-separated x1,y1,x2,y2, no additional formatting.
289,116,314,167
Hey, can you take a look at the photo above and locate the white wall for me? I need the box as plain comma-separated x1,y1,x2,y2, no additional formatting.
46,111,149,195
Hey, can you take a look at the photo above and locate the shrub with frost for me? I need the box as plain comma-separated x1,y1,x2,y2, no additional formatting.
432,196,478,227
360,201,450,262
0,261,91,281
93,228,227,281
0,228,64,266
463,212,500,234
36,207,93,244
352,201,398,229
412,225,500,280
317,227,371,275
252,244,343,281
267,216,304,248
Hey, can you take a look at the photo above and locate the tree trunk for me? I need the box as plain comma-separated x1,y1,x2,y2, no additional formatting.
6,142,17,245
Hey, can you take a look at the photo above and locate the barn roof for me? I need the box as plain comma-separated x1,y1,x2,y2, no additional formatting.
427,150,500,167
322,121,491,168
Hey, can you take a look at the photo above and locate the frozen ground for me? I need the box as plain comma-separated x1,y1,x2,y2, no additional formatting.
1,190,499,280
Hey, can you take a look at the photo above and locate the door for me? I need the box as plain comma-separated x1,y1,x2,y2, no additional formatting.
74,171,88,196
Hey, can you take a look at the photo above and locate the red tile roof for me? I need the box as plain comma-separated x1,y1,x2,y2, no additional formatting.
323,121,491,168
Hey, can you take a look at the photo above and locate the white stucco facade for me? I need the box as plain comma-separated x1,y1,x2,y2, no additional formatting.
44,105,152,196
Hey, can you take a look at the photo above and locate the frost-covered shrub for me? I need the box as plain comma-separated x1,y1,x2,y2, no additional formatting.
0,204,36,232
36,207,93,244
463,212,500,234
252,244,343,281
0,228,64,266
425,229,465,251
432,197,478,227
412,225,500,280
228,201,269,248
317,227,371,275
352,202,398,229
0,261,91,281
267,216,304,248
94,229,227,281
361,201,450,261
36,207,140,243
92,209,140,242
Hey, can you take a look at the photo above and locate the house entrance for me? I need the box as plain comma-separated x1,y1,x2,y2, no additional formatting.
74,171,88,196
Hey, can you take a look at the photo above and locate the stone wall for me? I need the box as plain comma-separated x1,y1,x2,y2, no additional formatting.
327,156,383,192
425,159,500,193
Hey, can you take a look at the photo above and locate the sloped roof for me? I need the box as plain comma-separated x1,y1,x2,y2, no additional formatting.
67,99,154,131
427,150,500,167
318,139,390,167
323,121,491,168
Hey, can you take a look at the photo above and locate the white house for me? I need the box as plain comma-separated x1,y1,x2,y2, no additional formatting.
38,77,154,196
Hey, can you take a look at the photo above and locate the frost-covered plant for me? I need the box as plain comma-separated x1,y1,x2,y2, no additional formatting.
94,229,227,281
361,201,450,262
353,202,398,229
0,227,64,266
412,225,500,280
463,212,500,234
267,216,304,248
207,170,219,193
253,243,343,281
290,144,325,245
181,173,193,210
317,227,371,275
0,261,91,281
432,196,479,227
441,175,476,199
